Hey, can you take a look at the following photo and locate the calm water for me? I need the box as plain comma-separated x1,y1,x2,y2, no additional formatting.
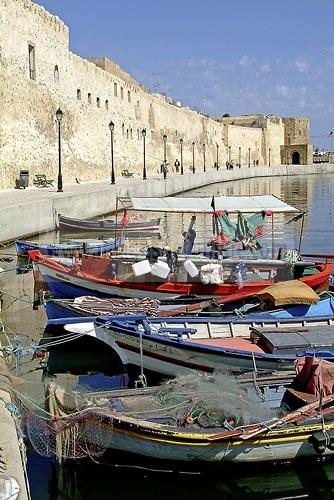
2,172,334,499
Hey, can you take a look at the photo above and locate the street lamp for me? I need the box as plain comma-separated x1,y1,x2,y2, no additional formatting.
109,121,115,184
286,134,290,165
55,108,63,192
248,147,251,167
142,128,147,180
216,143,219,170
180,138,184,175
163,134,167,163
228,145,231,164
192,141,195,173
203,143,206,172
238,146,241,168
268,147,271,167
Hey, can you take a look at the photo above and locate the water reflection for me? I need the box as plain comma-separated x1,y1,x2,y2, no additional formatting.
27,454,334,500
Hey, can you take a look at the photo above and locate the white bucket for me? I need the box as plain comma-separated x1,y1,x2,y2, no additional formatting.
132,259,151,277
183,259,199,277
151,260,170,279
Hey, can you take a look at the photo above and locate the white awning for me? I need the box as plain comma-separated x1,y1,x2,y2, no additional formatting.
119,195,299,213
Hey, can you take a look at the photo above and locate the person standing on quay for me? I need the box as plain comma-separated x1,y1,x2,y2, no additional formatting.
161,160,168,179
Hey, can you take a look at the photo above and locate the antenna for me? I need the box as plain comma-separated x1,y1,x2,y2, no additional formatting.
151,72,166,93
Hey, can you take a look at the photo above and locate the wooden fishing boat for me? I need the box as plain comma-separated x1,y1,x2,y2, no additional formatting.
58,214,161,234
15,237,125,257
28,250,331,302
48,308,334,375
39,364,334,467
43,281,334,320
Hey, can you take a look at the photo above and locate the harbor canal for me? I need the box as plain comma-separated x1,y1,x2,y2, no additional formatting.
1,173,334,498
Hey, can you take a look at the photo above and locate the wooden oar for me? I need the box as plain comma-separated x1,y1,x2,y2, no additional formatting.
239,393,334,440
207,393,334,442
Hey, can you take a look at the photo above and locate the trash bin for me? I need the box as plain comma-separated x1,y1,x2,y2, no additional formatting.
19,170,29,189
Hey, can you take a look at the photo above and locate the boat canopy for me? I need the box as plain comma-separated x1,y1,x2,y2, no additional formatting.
119,195,299,214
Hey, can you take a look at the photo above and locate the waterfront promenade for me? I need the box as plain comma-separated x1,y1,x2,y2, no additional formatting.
1,163,333,244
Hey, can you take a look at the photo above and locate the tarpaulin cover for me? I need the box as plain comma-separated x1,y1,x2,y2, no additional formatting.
293,357,334,397
256,280,319,306
120,195,299,214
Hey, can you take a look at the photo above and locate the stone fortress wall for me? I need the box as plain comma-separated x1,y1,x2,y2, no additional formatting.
0,0,313,189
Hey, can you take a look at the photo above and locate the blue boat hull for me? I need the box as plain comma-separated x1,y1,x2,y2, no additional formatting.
15,237,124,257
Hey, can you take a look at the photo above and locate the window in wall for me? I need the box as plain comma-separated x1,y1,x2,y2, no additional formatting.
130,128,133,139
121,87,124,100
28,44,36,80
114,83,117,97
77,89,81,100
97,97,100,108
88,93,92,104
54,65,59,83
105,99,109,110
128,90,131,102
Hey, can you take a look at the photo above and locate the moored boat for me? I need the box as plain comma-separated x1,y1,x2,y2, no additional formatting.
29,250,331,302
58,214,161,234
27,361,334,467
15,237,125,257
47,310,334,375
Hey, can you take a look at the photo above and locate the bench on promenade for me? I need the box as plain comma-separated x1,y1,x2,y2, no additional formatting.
121,169,134,178
33,174,54,188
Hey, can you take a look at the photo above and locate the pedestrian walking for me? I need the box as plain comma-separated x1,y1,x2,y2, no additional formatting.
174,159,180,173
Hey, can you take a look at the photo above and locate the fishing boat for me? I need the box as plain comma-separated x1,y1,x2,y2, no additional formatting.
43,281,334,320
15,237,125,257
47,304,334,375
58,214,161,235
29,249,331,302
30,360,334,467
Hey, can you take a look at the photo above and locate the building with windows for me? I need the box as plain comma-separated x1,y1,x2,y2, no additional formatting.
0,0,313,189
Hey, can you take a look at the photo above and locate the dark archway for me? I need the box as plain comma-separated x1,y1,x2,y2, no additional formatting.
292,151,300,165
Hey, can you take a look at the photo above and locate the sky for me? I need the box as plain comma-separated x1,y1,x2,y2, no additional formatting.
35,0,334,149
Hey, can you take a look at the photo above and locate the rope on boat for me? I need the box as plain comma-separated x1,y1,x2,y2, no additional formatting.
134,327,147,388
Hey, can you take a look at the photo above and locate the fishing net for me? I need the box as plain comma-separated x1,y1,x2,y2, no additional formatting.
68,296,160,317
25,407,108,462
155,371,278,427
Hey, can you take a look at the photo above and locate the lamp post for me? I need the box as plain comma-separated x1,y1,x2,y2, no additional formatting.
286,134,290,165
109,120,115,184
238,146,241,168
163,134,167,163
180,138,184,175
228,145,231,164
216,143,219,170
192,141,195,173
268,147,271,167
142,128,147,180
203,143,206,172
55,108,63,192
248,147,251,167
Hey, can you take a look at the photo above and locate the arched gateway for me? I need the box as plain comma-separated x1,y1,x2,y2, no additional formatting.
292,151,301,164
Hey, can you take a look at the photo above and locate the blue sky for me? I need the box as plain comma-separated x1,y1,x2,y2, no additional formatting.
35,0,334,147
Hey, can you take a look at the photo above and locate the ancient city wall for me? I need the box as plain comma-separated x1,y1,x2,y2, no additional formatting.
0,0,309,189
